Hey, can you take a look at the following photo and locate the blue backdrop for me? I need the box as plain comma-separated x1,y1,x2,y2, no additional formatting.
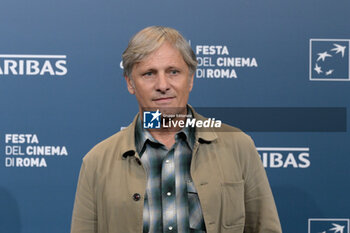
1,0,349,232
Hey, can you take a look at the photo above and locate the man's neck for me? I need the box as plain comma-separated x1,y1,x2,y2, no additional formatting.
149,129,177,150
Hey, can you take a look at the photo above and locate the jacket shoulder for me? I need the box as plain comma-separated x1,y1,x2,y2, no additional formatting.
82,125,134,166
213,122,260,170
216,122,255,148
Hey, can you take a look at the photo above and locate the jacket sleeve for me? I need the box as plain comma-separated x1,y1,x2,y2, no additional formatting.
71,157,97,233
243,136,282,233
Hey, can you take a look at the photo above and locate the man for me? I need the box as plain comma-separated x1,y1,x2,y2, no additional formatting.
71,26,282,233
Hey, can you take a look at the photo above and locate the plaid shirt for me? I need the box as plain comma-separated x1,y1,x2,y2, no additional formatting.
135,113,206,233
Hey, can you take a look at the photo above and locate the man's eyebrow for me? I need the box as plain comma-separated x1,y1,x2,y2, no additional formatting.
167,66,182,70
141,68,156,73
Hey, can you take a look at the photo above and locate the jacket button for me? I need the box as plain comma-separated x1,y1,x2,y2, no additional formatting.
132,193,141,201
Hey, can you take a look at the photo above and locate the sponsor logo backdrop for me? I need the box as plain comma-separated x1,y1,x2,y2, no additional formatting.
0,0,349,232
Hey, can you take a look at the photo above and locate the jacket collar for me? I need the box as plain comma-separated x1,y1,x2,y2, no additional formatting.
119,105,218,159
191,106,218,143
119,113,139,159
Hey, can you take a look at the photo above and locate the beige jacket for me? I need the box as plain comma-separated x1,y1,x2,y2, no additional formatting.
71,109,282,233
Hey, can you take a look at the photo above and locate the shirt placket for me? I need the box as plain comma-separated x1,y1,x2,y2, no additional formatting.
162,147,177,232
174,138,190,233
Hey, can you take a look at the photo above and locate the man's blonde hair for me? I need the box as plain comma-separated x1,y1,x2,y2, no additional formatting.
122,26,197,78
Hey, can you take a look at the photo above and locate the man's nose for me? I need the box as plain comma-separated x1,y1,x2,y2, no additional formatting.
155,72,170,93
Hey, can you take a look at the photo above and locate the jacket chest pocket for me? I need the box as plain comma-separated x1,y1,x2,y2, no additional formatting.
221,180,245,229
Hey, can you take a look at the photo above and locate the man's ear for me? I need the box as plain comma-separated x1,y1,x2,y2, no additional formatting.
125,76,135,95
189,73,194,92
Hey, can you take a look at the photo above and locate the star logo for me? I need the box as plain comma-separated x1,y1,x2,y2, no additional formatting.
308,218,349,233
150,110,161,123
330,223,346,233
314,63,323,74
317,51,332,62
309,39,350,81
331,44,346,57
325,69,334,76
143,110,162,129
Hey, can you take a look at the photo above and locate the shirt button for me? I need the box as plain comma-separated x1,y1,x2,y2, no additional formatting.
167,192,171,196
132,193,141,201
168,226,173,230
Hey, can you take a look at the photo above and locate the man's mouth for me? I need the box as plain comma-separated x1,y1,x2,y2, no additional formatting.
153,97,175,104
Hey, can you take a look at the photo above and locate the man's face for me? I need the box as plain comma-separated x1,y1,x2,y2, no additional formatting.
125,42,194,115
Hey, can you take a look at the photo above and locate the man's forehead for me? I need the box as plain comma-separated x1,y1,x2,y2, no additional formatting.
133,45,187,71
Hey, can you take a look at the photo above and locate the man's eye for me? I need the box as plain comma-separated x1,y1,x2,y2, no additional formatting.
143,72,153,77
170,70,179,75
